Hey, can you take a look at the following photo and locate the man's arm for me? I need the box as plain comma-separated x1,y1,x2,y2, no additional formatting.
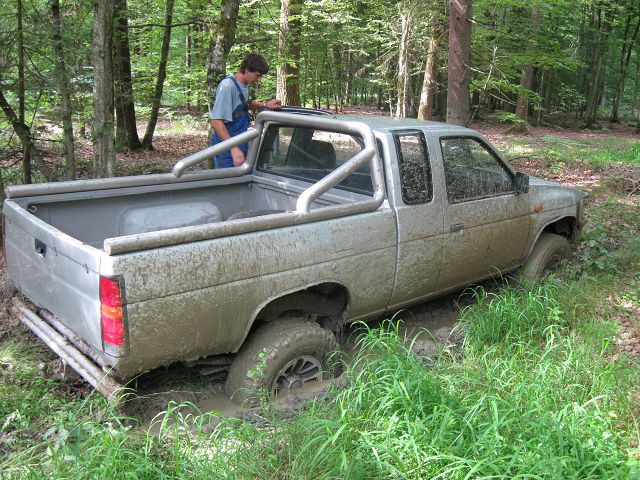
210,119,245,166
249,98,282,111
210,80,246,166
211,99,281,167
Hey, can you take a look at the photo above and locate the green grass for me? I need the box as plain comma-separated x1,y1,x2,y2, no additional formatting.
505,136,640,171
5,264,638,478
195,275,639,479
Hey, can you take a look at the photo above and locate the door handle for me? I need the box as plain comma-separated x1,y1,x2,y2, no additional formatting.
450,223,464,233
34,239,47,257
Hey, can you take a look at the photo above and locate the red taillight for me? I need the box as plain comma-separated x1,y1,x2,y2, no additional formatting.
100,276,125,351
101,311,124,346
100,276,122,307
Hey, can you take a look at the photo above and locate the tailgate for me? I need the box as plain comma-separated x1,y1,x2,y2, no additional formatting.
3,200,104,351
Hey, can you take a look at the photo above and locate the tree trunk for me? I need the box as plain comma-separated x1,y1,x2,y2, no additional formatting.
584,49,604,126
536,69,546,126
185,26,192,111
418,34,439,120
142,0,175,150
17,0,32,184
332,42,344,112
206,0,241,111
584,5,615,127
396,5,413,117
343,47,352,107
114,99,126,151
446,0,472,126
636,53,640,132
515,7,540,126
50,0,76,179
514,64,534,123
0,90,51,180
113,0,142,151
277,0,303,106
611,12,640,123
92,0,116,178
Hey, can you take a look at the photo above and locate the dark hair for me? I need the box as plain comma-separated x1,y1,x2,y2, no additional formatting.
239,53,269,75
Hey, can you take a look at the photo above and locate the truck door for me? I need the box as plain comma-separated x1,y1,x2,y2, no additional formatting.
434,134,530,288
387,129,445,308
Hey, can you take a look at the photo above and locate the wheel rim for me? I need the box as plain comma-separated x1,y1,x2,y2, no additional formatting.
272,355,323,394
543,253,562,274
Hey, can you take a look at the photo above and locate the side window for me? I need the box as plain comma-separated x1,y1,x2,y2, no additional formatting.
440,137,514,203
394,130,432,204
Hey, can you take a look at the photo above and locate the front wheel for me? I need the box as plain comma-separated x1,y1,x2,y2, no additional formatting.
517,232,571,282
225,317,341,405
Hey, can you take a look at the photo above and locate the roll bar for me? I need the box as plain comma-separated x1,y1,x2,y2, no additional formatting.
171,111,384,214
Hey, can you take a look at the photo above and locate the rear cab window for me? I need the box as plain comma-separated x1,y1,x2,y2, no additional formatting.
393,130,432,205
256,124,375,195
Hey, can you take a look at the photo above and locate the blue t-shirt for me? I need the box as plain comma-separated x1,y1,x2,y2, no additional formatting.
210,77,250,123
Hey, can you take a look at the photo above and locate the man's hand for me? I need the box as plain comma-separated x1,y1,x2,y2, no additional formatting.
231,146,245,167
266,98,282,110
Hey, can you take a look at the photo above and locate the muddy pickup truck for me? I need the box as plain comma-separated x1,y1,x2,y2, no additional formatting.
3,110,586,403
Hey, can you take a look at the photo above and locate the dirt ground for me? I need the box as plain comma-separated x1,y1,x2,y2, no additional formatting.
1,115,638,421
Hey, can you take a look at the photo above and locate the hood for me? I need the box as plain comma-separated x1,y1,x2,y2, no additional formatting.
527,176,583,210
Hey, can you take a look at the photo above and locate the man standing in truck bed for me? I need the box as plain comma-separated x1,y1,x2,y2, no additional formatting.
210,53,282,168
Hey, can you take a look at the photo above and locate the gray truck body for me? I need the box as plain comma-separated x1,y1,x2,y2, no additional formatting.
3,111,585,396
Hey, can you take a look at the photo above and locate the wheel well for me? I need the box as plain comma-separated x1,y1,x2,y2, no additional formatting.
543,216,578,241
251,283,350,335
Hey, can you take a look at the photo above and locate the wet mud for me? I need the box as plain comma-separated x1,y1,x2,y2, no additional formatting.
117,287,477,426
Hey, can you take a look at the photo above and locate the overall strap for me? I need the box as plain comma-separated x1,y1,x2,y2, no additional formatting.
227,75,247,105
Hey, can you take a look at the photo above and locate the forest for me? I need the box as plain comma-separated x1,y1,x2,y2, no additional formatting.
1,1,640,478
1,0,640,185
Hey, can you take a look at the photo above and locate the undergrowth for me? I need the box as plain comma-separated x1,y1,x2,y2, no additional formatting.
196,275,639,479
3,267,638,478
505,136,640,171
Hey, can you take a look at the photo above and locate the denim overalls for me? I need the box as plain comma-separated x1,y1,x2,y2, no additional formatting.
211,76,251,168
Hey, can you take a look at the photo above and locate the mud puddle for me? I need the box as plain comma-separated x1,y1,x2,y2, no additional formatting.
123,287,476,427
134,377,338,434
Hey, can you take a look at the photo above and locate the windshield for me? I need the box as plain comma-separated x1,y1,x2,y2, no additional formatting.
256,124,374,195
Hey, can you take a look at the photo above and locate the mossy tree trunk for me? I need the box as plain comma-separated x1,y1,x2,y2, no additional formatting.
92,0,116,178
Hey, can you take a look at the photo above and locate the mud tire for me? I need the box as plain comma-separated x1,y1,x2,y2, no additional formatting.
517,233,570,282
225,317,341,406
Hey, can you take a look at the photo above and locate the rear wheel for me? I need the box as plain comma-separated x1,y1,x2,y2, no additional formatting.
517,232,570,282
225,317,341,405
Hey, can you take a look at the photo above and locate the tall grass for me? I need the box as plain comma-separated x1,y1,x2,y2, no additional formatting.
194,277,639,479
2,272,639,478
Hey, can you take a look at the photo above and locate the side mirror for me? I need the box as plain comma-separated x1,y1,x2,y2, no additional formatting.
515,172,529,193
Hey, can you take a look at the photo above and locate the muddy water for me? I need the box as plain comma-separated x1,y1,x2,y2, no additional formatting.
129,289,471,425
196,391,242,417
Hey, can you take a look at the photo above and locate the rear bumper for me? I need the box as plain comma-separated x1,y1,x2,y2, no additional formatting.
12,298,124,400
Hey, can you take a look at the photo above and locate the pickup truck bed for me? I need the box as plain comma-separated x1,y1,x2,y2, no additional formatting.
11,175,363,248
